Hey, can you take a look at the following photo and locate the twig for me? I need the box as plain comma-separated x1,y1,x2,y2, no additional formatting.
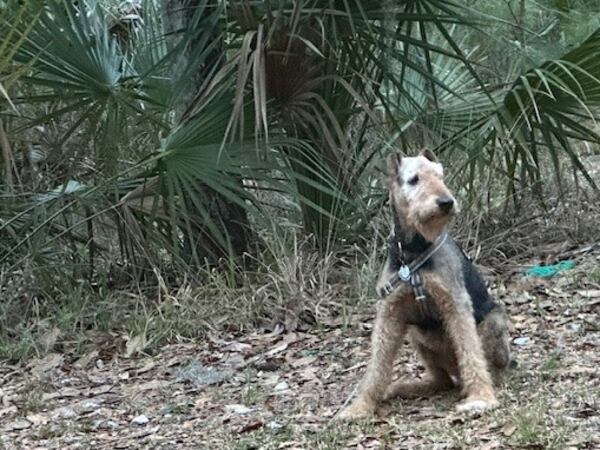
330,383,359,423
0,120,15,190
329,362,368,423
341,361,367,373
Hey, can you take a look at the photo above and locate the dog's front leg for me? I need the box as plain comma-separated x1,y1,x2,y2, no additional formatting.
426,277,498,414
375,253,394,297
338,296,407,420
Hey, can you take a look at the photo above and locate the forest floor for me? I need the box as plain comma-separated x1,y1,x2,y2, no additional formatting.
1,244,599,450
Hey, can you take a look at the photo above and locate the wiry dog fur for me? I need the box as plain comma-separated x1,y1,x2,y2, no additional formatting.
338,149,511,419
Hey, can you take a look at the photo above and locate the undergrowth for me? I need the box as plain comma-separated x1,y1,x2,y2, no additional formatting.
0,183,598,363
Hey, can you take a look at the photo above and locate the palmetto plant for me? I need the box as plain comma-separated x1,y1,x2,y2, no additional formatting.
3,0,258,272
1,0,599,283
212,0,502,243
427,28,600,202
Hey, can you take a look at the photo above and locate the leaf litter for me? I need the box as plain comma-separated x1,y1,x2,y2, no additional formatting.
0,245,599,449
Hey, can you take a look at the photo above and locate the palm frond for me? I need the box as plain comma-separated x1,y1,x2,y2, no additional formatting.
430,27,600,198
218,0,490,242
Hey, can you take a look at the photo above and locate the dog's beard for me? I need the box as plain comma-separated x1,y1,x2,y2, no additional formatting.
411,210,452,242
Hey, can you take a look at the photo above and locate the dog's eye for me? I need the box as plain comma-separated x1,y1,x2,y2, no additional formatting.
408,175,419,186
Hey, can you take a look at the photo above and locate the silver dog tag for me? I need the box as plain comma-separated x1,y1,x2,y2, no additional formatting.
398,265,411,282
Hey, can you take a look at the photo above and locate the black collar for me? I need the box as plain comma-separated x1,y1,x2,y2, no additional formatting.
392,213,432,264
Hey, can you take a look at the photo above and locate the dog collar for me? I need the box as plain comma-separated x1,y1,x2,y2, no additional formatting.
379,231,448,299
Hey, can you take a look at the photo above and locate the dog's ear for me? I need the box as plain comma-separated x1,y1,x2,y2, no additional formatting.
386,152,402,178
420,148,438,163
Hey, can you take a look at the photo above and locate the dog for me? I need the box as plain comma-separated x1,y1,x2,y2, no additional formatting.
338,149,511,419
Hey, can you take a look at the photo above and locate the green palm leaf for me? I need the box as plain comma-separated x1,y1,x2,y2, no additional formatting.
409,28,600,201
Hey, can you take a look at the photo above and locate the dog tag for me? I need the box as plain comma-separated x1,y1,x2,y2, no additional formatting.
398,265,411,281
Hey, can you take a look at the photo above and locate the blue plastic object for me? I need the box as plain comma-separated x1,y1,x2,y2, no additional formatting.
525,260,575,278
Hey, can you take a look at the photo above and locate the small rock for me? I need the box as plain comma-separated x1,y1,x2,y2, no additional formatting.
225,404,252,415
95,359,104,369
513,336,530,346
131,414,150,426
274,381,289,391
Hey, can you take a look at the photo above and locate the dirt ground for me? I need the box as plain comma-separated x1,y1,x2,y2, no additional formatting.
1,245,599,450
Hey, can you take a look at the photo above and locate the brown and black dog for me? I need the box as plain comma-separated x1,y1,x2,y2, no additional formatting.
338,150,511,419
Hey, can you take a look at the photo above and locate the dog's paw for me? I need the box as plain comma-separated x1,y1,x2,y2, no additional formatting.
336,400,376,421
456,397,498,415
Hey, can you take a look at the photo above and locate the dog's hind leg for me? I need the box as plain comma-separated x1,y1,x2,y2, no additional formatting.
385,343,456,400
478,305,512,385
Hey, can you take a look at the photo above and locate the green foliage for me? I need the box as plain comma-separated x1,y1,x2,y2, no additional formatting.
0,0,599,351
426,27,600,201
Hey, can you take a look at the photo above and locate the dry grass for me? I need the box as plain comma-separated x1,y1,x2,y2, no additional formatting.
0,185,597,361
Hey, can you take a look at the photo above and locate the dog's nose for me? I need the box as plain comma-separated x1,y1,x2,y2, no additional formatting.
436,196,454,213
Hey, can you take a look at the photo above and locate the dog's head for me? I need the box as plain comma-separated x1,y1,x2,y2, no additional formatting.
386,149,456,242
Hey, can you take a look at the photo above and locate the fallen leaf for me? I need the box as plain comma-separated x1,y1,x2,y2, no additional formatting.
502,423,516,436
578,289,600,298
225,404,253,415
6,419,31,431
222,341,252,353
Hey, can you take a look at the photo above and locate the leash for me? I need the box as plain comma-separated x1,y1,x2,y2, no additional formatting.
379,231,448,300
